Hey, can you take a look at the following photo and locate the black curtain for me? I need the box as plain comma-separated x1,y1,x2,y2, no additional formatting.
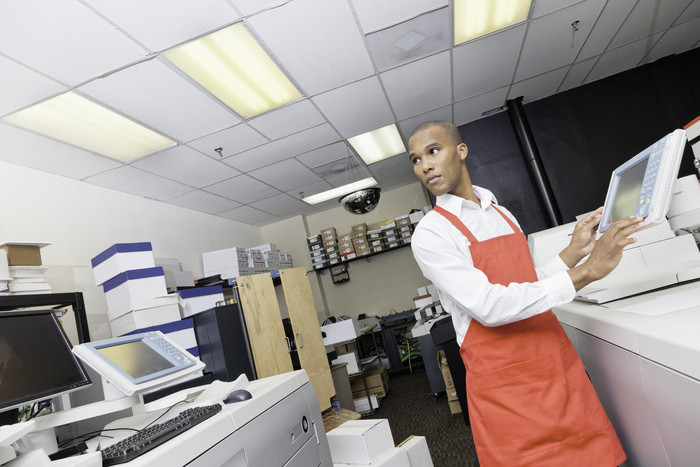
454,47,700,232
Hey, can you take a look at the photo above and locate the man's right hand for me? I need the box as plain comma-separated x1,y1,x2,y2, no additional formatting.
567,216,646,291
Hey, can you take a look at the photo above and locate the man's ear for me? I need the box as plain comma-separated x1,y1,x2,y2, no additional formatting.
458,143,468,162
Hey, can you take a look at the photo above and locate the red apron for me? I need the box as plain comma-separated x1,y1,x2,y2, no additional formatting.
434,205,625,467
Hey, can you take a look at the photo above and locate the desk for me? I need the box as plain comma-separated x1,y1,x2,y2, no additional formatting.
553,281,700,466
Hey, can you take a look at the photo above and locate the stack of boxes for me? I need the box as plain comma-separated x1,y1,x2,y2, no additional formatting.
327,419,433,466
351,223,370,258
308,234,328,270
337,232,355,262
350,367,391,412
203,244,293,279
91,242,197,357
309,229,342,270
0,242,52,295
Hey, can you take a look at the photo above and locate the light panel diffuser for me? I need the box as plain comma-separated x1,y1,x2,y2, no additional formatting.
454,0,532,45
2,92,176,162
302,177,378,205
347,124,406,165
164,23,302,119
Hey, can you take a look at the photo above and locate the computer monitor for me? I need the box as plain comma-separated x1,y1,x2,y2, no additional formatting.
73,331,205,397
0,310,91,413
599,129,687,233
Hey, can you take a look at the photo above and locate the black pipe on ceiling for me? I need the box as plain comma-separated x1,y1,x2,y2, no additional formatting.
506,97,562,227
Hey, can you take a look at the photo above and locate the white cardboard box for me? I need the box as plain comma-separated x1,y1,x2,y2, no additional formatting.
397,436,433,467
91,242,155,286
353,394,380,413
178,285,224,318
332,352,360,375
322,319,361,346
102,267,167,311
109,302,181,337
327,419,395,465
203,248,248,272
107,294,179,322
333,447,410,466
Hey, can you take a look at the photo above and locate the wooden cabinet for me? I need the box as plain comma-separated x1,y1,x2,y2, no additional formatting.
237,268,335,412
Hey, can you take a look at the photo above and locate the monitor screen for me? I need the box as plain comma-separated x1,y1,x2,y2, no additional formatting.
73,331,204,396
599,129,687,233
0,311,91,412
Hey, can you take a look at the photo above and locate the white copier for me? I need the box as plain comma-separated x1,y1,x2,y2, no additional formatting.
528,167,700,467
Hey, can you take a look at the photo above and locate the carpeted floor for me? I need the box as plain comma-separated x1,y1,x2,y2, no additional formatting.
367,368,479,467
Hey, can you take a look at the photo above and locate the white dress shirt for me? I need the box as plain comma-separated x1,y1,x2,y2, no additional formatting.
411,187,576,346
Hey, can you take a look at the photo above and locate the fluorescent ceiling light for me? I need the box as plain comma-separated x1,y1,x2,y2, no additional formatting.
2,92,176,162
454,0,532,45
302,177,378,205
164,23,302,119
347,124,406,165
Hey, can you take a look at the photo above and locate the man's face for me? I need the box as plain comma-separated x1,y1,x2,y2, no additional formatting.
408,126,468,197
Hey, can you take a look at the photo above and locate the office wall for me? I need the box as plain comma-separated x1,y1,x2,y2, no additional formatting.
262,182,433,321
0,161,263,343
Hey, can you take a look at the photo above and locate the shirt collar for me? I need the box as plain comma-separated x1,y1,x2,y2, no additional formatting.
435,186,498,216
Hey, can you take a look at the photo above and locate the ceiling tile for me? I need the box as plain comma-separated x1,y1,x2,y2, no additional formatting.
0,122,121,179
365,8,450,72
609,0,692,49
248,158,321,192
514,0,607,81
453,88,509,126
130,145,240,188
229,0,282,16
453,25,527,101
296,142,350,169
678,0,700,22
531,0,585,18
586,32,664,84
78,59,240,143
246,0,375,95
165,190,241,214
0,0,146,85
224,124,340,172
0,56,65,116
247,100,325,140
84,166,193,200
366,154,414,186
381,51,452,120
559,57,598,91
248,193,310,216
218,205,280,226
311,156,361,179
508,67,569,103
204,174,280,203
645,17,700,63
83,0,240,52
351,0,447,33
188,124,269,159
397,105,454,141
312,77,395,138
577,1,636,61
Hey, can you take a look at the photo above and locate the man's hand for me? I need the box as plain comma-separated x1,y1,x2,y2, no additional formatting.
567,215,646,291
559,207,603,268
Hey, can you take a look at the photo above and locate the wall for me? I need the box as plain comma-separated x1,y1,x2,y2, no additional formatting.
0,161,263,343
262,182,433,321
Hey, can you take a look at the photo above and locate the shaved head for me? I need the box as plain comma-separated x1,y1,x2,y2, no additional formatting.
410,121,463,147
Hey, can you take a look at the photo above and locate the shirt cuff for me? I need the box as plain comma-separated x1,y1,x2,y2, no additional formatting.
541,270,576,307
538,254,570,278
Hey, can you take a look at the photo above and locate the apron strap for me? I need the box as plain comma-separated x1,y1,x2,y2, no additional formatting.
433,205,478,243
433,204,521,244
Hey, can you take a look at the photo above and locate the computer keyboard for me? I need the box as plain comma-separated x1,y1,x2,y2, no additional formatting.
101,404,222,465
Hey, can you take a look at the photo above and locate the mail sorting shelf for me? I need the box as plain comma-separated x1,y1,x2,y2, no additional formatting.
335,325,382,415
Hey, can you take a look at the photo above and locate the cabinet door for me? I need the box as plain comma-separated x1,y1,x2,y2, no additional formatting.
280,267,335,412
237,273,293,378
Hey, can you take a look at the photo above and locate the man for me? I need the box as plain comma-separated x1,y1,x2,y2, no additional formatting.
409,121,642,466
